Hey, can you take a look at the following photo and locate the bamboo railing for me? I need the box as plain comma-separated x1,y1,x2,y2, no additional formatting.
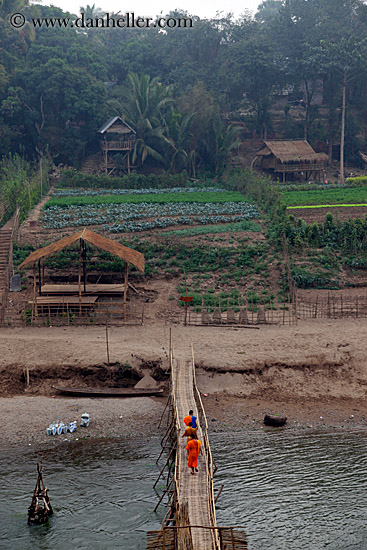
0,207,20,326
148,345,247,549
192,344,220,550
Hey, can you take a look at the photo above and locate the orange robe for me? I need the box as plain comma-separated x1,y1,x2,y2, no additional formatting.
186,439,201,468
183,426,197,442
184,415,192,426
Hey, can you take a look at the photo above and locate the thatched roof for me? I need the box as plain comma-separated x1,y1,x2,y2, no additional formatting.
98,116,136,134
256,140,328,163
18,228,145,273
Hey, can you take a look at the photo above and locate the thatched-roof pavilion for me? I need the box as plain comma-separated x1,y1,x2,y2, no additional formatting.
253,139,328,181
19,228,144,320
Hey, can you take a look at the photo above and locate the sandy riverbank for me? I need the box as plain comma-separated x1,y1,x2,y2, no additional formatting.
2,318,367,449
1,392,367,453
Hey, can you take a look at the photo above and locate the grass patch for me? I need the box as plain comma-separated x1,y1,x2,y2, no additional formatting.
282,187,367,206
46,191,249,209
287,203,367,209
163,220,261,236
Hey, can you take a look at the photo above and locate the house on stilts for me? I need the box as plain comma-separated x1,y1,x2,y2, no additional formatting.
252,139,328,182
98,116,136,174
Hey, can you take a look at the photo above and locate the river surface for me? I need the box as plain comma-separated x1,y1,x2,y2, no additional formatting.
212,429,367,550
0,437,164,550
2,430,367,549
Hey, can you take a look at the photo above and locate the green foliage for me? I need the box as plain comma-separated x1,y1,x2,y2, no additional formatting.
346,176,367,186
46,190,249,209
290,266,335,289
0,154,51,224
283,187,367,206
58,169,191,189
164,220,261,236
283,212,367,256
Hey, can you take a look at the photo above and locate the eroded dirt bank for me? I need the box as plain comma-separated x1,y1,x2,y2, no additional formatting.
2,319,367,397
2,318,367,448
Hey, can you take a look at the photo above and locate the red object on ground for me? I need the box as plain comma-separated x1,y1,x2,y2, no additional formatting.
180,296,193,302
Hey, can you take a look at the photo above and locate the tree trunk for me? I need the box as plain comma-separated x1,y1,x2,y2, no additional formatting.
328,134,333,165
303,79,311,140
340,68,347,184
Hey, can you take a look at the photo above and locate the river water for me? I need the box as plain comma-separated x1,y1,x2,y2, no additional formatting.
1,430,367,549
0,437,164,550
212,429,367,550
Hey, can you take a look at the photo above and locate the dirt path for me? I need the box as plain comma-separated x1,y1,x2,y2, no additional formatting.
17,183,55,245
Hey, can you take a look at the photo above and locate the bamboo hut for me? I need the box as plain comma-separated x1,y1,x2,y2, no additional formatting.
98,116,136,174
252,139,328,181
18,228,144,321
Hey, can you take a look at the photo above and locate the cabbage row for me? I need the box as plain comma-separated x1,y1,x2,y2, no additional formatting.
42,201,259,231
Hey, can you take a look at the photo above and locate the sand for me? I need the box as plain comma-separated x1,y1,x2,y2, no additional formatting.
2,318,367,449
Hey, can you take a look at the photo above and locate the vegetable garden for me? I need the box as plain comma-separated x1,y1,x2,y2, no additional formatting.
42,188,259,232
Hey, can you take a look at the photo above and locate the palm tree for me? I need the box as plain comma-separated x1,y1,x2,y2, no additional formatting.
110,73,173,167
0,0,35,47
79,4,104,18
165,110,195,173
0,0,29,19
204,117,241,175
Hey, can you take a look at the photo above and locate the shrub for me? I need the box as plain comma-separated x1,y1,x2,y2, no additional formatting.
346,176,367,186
59,169,194,189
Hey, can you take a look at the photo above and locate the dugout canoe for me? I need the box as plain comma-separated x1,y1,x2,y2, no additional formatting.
263,414,287,427
52,385,164,397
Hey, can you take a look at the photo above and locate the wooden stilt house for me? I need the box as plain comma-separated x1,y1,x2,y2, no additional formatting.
253,139,328,182
98,116,136,174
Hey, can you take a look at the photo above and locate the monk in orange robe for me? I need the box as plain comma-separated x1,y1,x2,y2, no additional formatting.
182,422,197,442
183,413,192,427
186,435,203,475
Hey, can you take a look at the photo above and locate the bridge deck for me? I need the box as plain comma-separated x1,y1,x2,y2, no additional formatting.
173,358,217,550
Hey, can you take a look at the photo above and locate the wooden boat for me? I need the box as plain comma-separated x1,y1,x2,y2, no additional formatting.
52,385,165,397
263,414,287,427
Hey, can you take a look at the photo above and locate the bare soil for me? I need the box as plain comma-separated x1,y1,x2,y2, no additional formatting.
291,205,367,223
3,319,367,448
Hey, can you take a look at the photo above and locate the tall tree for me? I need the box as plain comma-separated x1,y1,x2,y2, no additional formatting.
110,73,173,166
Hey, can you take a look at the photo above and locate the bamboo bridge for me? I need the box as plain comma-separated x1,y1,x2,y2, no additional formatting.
147,346,247,550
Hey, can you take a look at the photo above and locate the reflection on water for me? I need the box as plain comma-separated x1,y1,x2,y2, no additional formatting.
212,430,367,550
0,437,164,550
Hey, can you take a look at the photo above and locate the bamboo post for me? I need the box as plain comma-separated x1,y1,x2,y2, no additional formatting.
214,483,224,504
183,267,188,326
315,294,318,318
123,261,128,322
294,290,298,325
42,261,45,287
33,264,37,319
105,322,110,369
78,240,82,315
83,240,87,293
40,157,43,197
